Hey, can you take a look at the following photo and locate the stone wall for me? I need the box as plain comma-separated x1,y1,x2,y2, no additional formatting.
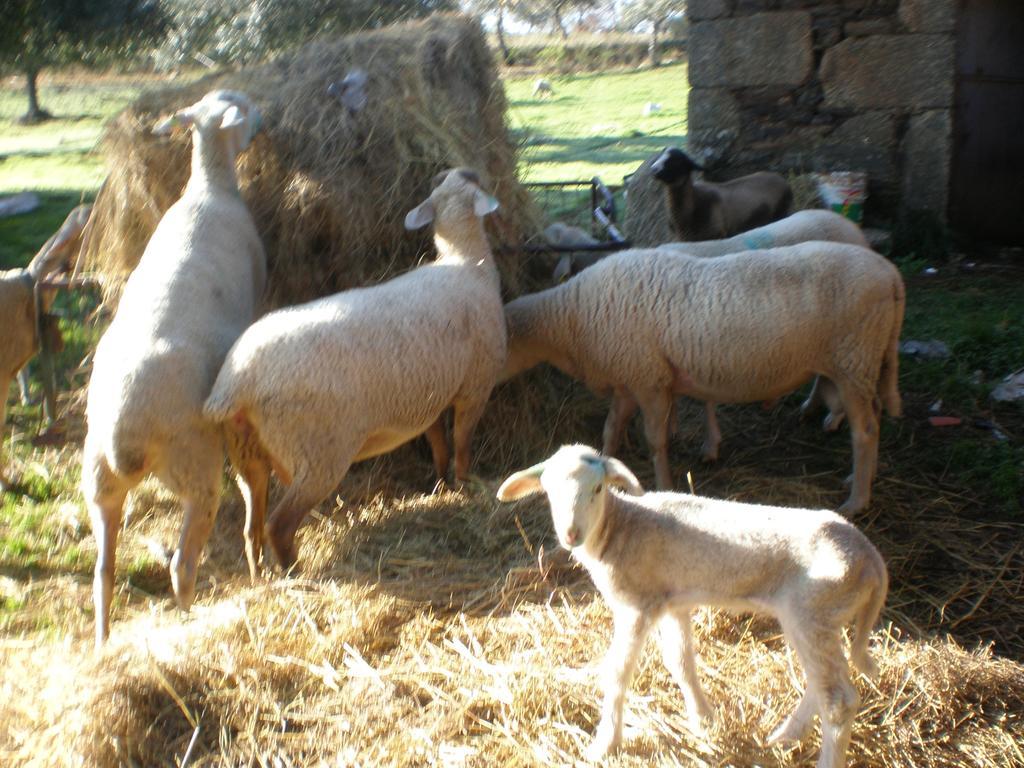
687,0,955,221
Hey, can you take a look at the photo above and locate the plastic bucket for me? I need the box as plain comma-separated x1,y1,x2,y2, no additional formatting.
816,171,867,224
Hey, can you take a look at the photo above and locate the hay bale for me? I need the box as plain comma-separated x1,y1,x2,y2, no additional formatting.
622,152,675,247
80,14,539,308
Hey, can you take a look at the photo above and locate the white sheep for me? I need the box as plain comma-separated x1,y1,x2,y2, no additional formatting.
532,78,554,98
80,90,266,647
502,241,904,512
651,146,792,241
553,208,869,282
542,221,599,249
203,168,507,570
497,444,888,767
550,208,873,442
0,204,90,490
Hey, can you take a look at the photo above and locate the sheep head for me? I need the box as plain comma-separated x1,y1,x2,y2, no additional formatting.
497,445,643,550
404,167,499,231
651,147,704,185
153,90,262,156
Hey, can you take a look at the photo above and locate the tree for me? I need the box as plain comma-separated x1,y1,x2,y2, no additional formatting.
512,0,597,39
0,0,167,123
461,0,515,64
619,0,685,66
158,0,454,70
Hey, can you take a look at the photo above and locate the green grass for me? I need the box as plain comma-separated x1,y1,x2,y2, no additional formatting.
503,63,688,184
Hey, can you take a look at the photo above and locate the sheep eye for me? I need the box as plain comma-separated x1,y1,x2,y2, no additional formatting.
593,483,603,496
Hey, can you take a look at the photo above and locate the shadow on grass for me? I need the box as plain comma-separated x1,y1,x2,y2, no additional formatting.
0,188,96,269
521,133,682,168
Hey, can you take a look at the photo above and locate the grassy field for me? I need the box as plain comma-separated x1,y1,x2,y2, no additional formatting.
1,68,1023,767
503,63,687,184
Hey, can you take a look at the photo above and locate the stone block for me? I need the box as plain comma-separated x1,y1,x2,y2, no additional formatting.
899,0,955,33
829,111,898,149
820,35,954,109
688,0,732,20
844,18,896,37
690,12,813,88
901,109,952,217
688,88,742,165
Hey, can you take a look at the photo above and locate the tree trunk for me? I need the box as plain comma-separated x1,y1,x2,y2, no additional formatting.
553,6,569,39
20,67,52,124
649,21,662,68
496,2,512,64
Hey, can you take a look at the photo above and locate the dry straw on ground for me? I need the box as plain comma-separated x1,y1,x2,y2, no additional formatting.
6,14,1024,768
79,14,540,308
2,392,1022,767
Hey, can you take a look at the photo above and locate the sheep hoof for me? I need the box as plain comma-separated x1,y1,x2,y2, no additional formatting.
700,448,719,463
837,496,868,515
767,716,810,746
453,474,487,495
585,734,618,762
686,712,712,738
823,413,844,432
169,553,196,612
431,477,449,495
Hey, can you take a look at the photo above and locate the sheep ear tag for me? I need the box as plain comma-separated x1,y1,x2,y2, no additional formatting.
404,199,435,230
496,461,546,501
474,189,500,218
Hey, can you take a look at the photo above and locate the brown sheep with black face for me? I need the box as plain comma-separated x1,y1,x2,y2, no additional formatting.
651,147,792,241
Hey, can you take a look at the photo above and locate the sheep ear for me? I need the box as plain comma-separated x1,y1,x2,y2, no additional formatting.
153,109,194,135
474,189,500,218
604,457,643,496
220,104,245,130
496,462,546,501
404,199,435,230
552,254,572,283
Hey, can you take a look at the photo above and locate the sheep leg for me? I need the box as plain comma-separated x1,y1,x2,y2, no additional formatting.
836,388,879,513
170,488,220,611
601,391,637,457
265,470,347,570
589,607,652,760
17,368,32,406
424,414,450,485
701,402,721,462
658,607,713,733
0,390,11,491
81,446,129,649
236,462,270,583
802,377,846,433
452,397,489,482
638,389,674,490
225,425,270,582
768,617,819,745
803,630,859,768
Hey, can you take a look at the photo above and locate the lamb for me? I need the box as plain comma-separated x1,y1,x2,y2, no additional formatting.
203,168,507,570
532,78,554,98
552,208,869,282
497,444,888,768
80,90,266,647
502,242,904,512
542,221,600,250
1,204,90,490
651,146,792,242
